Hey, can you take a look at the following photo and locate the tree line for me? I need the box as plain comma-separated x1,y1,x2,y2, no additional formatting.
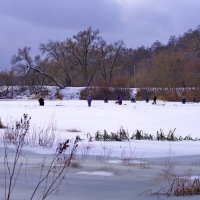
0,26,200,93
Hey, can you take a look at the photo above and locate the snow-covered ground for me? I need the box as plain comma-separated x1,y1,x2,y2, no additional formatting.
1,97,200,200
0,99,200,159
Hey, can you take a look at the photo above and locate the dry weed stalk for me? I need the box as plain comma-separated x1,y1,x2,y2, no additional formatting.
29,138,78,200
4,114,31,200
3,114,78,200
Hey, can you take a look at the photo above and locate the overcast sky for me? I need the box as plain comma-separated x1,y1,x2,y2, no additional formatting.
0,0,200,69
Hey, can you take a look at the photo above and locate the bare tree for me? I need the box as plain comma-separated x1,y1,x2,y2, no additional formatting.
151,49,183,95
11,47,64,89
99,41,124,83
40,40,80,86
67,27,106,86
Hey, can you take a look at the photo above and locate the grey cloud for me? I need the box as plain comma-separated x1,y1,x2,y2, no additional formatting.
0,0,200,69
0,0,122,31
0,0,122,68
110,0,200,47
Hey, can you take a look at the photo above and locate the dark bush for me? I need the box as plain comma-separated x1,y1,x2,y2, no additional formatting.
95,127,129,141
80,87,131,100
131,130,153,140
136,89,155,101
185,88,200,102
136,88,200,102
94,128,199,142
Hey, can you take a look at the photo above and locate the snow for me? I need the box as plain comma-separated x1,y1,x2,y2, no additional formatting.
190,176,200,180
0,97,200,159
107,159,147,164
59,87,84,99
77,171,113,176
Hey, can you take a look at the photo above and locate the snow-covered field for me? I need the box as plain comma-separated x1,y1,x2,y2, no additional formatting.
0,99,200,158
1,98,200,199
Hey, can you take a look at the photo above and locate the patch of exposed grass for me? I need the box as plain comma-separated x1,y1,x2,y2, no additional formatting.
67,128,81,133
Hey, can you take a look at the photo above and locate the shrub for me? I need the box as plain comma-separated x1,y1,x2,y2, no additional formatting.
80,87,131,100
95,130,102,141
166,129,177,141
38,130,55,148
3,114,30,144
2,115,61,148
95,127,129,141
94,128,199,142
136,89,155,101
185,88,200,102
117,127,129,140
136,87,200,102
131,130,153,140
156,129,178,141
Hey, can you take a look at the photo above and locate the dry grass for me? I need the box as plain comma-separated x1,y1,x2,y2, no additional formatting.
173,177,200,196
67,128,81,133
152,176,200,197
